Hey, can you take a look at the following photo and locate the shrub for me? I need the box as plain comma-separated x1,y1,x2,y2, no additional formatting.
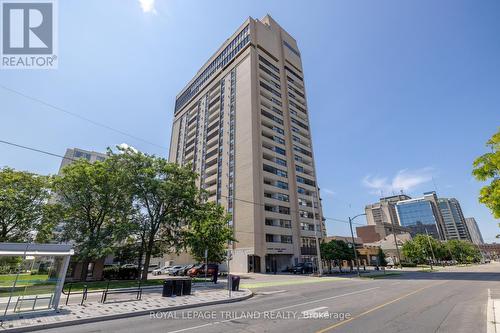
401,262,417,267
102,266,138,280
102,266,119,280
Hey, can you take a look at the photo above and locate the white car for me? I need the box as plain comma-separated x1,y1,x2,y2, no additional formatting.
165,265,184,275
152,266,171,276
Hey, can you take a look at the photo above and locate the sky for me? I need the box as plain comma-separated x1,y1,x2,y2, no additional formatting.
1,0,499,242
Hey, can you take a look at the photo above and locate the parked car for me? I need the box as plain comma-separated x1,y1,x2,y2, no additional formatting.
152,266,171,276
187,264,218,277
178,264,195,276
292,262,314,274
166,265,184,275
121,264,138,269
146,264,159,273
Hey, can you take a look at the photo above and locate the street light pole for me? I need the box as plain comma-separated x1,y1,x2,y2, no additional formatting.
348,213,365,278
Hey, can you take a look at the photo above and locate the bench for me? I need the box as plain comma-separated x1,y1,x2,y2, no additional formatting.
100,282,143,303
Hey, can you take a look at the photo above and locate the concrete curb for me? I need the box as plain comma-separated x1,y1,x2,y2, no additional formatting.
487,289,497,333
3,290,253,332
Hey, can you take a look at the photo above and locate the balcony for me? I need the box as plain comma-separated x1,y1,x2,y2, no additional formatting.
300,246,317,256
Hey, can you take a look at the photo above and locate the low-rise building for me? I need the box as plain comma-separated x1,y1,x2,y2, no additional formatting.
478,243,500,260
363,233,412,265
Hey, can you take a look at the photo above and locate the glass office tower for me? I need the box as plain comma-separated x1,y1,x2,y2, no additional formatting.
395,192,445,239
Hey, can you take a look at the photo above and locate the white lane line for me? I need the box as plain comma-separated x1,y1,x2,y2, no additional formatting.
301,306,328,315
259,290,287,295
165,287,380,333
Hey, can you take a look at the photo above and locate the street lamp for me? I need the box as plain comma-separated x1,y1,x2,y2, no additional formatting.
348,213,366,277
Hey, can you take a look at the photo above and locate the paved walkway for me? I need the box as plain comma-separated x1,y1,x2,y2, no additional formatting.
488,288,500,333
0,288,251,332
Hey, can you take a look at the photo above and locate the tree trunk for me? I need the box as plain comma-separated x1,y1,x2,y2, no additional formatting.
141,236,155,281
80,260,89,282
142,251,151,281
136,246,144,279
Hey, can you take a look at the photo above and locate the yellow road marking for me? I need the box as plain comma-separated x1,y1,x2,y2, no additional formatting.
315,281,446,333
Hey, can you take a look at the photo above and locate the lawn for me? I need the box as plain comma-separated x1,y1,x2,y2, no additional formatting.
0,274,51,286
0,274,57,297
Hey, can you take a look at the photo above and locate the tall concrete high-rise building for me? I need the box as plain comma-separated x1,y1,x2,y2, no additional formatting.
359,195,412,242
465,217,484,245
365,194,411,226
437,198,471,241
168,15,325,273
58,148,107,174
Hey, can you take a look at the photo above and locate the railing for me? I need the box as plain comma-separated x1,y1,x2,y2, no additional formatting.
62,283,89,306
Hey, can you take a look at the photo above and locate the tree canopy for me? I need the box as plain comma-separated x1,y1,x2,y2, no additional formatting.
402,235,480,264
108,146,200,279
0,168,54,242
473,127,500,236
320,239,356,262
185,202,235,263
53,158,133,280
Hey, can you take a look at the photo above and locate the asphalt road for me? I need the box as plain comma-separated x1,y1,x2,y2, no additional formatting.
38,263,500,333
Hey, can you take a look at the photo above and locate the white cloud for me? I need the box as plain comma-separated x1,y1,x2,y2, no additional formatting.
138,0,157,14
363,167,434,196
322,188,336,196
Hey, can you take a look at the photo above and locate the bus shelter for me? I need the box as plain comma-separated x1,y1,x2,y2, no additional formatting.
0,243,74,317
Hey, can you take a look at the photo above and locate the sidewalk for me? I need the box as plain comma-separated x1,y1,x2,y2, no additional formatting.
0,288,252,332
488,288,500,333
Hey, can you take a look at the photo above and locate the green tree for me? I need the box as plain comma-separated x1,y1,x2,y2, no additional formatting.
320,240,356,262
473,128,500,236
446,240,481,264
0,168,55,242
110,147,200,280
185,202,234,263
377,248,387,266
53,158,133,280
35,203,65,243
401,235,443,264
402,239,426,264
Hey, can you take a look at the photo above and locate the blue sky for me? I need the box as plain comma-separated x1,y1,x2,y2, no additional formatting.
1,0,499,241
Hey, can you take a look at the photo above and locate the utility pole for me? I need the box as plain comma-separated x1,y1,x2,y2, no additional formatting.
425,229,436,270
390,225,403,269
348,215,363,277
311,194,323,275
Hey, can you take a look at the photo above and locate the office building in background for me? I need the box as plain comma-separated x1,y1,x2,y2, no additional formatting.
395,192,445,239
437,198,471,241
465,217,484,245
168,15,324,273
58,148,107,173
358,194,412,242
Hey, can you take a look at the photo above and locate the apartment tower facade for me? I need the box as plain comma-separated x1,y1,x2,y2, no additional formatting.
169,15,325,273
437,198,471,241
465,217,484,245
